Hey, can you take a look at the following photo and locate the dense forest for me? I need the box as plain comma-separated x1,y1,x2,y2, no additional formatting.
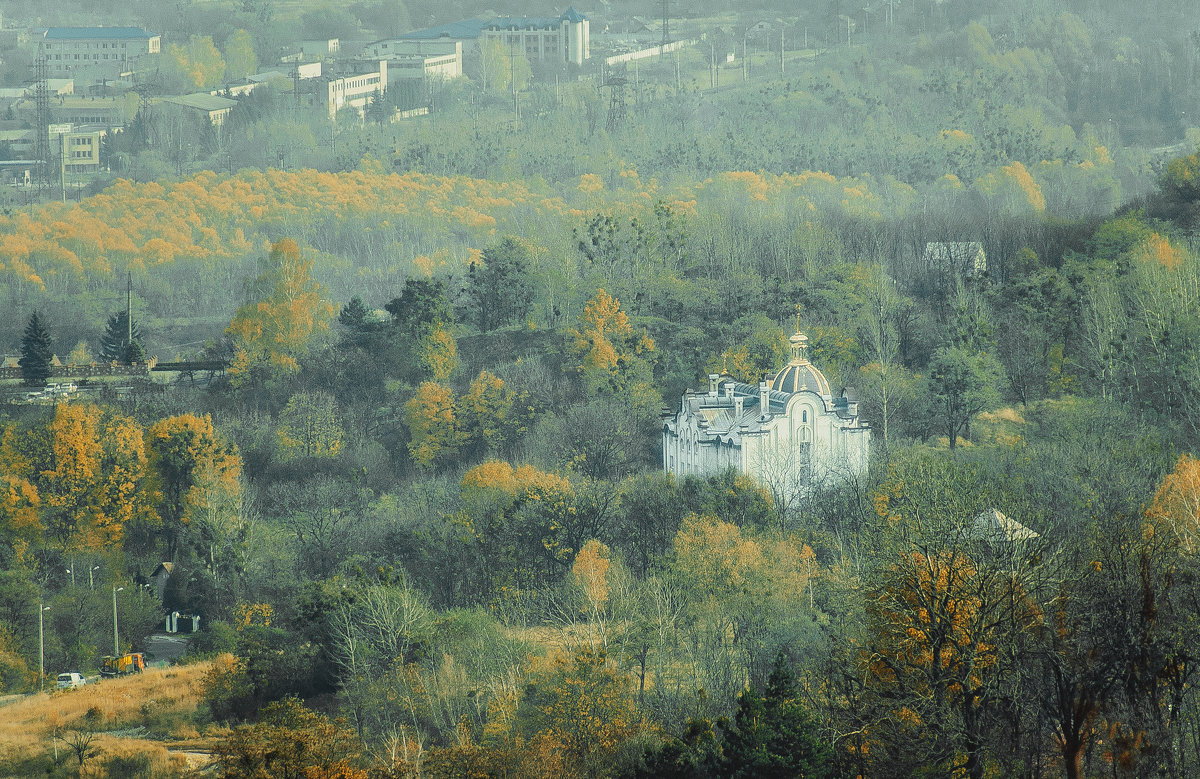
3,0,1200,777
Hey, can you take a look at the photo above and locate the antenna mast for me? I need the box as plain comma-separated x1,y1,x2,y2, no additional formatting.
32,44,53,194
661,0,670,59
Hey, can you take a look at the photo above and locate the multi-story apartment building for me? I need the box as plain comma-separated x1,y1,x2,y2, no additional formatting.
39,27,160,77
398,8,590,67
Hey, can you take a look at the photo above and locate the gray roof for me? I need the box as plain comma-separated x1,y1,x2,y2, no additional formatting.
973,509,1039,543
399,19,492,40
46,27,155,40
403,9,586,39
165,93,238,112
772,362,831,396
665,379,865,445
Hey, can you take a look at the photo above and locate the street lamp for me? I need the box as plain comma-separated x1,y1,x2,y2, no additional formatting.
112,586,124,657
89,565,99,591
38,603,50,692
66,566,74,588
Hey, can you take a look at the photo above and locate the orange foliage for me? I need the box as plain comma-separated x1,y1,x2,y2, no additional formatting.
461,461,570,497
146,413,242,547
233,602,274,630
572,539,612,611
569,289,655,400
405,382,462,469
227,238,336,385
1130,232,1184,269
1146,453,1200,551
418,325,459,381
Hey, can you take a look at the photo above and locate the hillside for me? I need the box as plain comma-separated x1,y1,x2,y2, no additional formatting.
0,661,218,777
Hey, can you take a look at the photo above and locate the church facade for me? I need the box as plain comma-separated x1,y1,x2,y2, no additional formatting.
662,330,870,492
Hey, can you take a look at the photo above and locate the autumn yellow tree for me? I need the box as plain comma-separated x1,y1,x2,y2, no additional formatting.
162,35,226,91
671,513,820,701
0,474,40,554
569,289,656,406
0,405,155,551
404,382,461,469
223,29,258,81
226,238,336,390
863,454,1046,779
417,324,459,381
456,461,579,596
147,414,242,558
514,648,640,774
1146,454,1200,552
459,370,528,456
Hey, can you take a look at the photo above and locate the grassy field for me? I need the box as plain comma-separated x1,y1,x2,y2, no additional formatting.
0,660,222,777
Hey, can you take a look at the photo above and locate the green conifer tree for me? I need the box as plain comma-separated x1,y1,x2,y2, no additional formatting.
722,652,833,778
100,311,143,364
19,311,53,387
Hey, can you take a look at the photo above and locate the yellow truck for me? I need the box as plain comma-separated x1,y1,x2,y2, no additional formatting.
99,652,145,677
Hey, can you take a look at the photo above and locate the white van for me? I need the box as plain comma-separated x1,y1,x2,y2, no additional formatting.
56,672,85,689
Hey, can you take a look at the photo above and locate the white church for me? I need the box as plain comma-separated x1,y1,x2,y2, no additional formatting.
662,328,870,492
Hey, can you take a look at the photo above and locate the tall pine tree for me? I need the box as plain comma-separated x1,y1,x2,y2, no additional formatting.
100,311,143,364
721,652,833,779
19,311,53,386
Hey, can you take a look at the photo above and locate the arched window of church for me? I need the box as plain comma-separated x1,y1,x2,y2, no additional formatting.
801,426,810,443
802,409,808,424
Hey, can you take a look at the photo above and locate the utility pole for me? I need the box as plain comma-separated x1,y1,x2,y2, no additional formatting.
743,36,747,81
58,132,66,202
112,586,124,656
126,272,132,352
510,39,518,124
38,602,48,692
660,0,670,61
781,26,785,78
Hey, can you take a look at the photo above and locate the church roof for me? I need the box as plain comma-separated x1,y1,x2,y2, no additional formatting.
769,330,831,397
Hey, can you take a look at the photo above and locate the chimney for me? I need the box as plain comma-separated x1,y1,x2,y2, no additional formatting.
734,396,744,419
708,373,719,397
759,381,770,418
724,382,735,400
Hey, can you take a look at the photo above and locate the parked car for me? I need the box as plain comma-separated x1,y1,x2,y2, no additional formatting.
56,671,85,689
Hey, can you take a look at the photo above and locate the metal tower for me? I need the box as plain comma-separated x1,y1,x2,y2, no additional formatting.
661,0,670,52
31,45,53,193
604,75,628,132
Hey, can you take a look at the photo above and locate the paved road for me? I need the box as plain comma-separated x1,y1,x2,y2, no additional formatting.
144,633,190,663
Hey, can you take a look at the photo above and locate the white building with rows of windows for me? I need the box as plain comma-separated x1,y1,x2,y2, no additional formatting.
40,27,160,78
663,329,870,493
396,8,590,67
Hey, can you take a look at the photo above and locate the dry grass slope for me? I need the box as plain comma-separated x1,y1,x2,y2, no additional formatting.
0,660,217,777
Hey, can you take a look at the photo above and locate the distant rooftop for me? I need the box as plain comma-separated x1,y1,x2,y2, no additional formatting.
401,8,587,39
45,27,156,40
164,93,238,112
398,19,491,41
